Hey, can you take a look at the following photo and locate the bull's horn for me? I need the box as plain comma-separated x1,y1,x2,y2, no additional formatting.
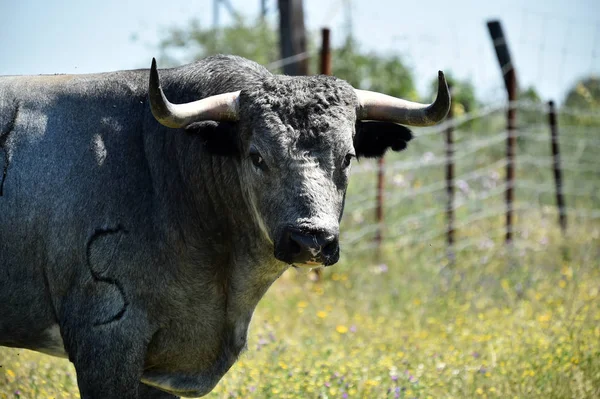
354,71,451,126
148,58,240,128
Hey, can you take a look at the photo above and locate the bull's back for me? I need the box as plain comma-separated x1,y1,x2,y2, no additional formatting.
0,71,154,347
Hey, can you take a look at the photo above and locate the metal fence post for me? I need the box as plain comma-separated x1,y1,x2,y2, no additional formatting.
375,158,385,261
548,100,567,234
320,28,331,76
487,20,518,244
310,27,332,281
445,88,455,262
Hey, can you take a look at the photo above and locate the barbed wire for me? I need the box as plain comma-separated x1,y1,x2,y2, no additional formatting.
259,11,600,264
266,51,313,70
518,129,600,148
518,156,599,174
343,177,600,248
345,202,600,253
346,159,509,211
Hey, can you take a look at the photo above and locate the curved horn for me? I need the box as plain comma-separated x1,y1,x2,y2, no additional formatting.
148,58,240,128
354,71,451,127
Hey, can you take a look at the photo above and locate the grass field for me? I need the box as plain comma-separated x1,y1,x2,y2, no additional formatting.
1,107,599,398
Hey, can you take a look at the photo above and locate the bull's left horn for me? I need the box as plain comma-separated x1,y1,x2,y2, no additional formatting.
148,58,240,128
354,71,451,127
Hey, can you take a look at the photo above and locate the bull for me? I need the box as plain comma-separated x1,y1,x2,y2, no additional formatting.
0,55,449,398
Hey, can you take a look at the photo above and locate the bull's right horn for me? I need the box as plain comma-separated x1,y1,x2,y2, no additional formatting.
354,71,451,127
148,58,240,128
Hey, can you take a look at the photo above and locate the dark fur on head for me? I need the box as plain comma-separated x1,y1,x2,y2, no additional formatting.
181,62,414,159
239,74,356,151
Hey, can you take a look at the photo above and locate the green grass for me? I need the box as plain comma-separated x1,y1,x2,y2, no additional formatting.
1,108,599,398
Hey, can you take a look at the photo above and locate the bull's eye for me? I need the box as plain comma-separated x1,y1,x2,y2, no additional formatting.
342,153,355,169
249,150,266,170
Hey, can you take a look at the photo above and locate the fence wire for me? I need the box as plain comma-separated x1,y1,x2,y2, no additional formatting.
340,102,600,263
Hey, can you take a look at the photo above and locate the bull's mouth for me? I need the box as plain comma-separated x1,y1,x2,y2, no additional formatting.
305,260,323,266
288,249,340,268
292,261,324,269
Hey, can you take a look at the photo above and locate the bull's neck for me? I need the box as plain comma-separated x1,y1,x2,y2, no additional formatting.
182,146,287,331
183,151,271,260
148,128,286,323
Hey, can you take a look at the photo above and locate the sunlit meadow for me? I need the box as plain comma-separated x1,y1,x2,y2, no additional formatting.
1,108,599,398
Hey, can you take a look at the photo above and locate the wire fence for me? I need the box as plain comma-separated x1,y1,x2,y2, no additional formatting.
257,18,599,273
340,102,600,264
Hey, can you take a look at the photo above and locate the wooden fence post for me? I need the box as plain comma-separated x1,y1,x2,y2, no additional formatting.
278,0,308,76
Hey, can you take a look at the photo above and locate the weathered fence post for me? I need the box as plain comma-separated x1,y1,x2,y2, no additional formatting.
548,100,567,234
278,0,308,76
445,85,455,263
487,20,518,244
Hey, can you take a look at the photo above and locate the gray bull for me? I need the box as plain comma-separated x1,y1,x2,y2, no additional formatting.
0,55,449,398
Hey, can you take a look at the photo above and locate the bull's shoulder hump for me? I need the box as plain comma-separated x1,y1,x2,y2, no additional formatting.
0,75,84,94
0,70,149,98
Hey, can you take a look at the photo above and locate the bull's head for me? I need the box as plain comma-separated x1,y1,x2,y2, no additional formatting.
148,59,450,267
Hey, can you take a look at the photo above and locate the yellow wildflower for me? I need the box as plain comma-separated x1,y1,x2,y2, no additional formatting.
336,325,348,334
538,314,551,322
559,280,567,288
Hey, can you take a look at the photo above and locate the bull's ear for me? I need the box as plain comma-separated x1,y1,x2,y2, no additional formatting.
185,121,239,156
354,121,414,158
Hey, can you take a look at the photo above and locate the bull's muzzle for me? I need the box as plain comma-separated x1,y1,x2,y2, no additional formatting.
276,227,339,266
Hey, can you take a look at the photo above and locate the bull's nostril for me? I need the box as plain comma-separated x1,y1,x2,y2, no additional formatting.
322,240,337,255
288,239,302,256
279,228,339,264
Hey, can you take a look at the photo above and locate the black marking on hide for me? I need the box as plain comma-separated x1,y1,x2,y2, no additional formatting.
0,104,19,196
85,225,129,326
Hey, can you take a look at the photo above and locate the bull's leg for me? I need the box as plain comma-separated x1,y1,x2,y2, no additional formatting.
138,383,180,399
59,283,154,399
61,314,152,398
